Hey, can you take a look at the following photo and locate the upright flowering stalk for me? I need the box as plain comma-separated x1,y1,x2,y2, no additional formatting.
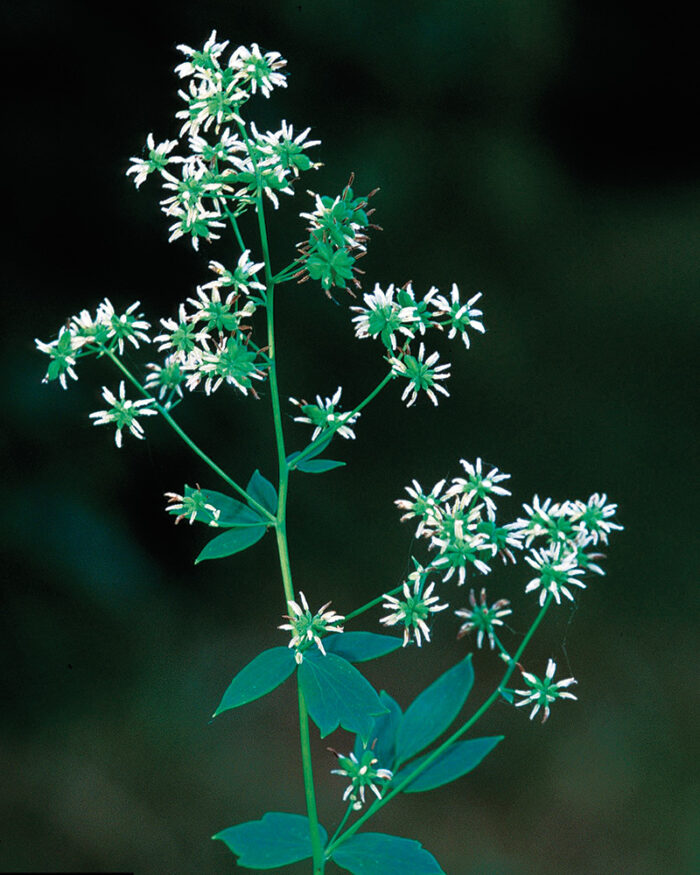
36,30,622,875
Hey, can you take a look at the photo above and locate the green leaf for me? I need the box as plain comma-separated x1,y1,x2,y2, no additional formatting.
394,736,503,793
295,457,346,473
246,470,278,514
213,647,297,717
395,655,474,765
325,632,402,663
213,812,327,869
195,524,267,563
195,487,267,526
331,833,444,875
354,690,402,772
286,435,333,468
297,651,388,741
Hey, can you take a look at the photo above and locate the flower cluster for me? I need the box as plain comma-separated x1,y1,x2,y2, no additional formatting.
296,176,377,295
396,458,519,588
288,386,360,441
127,32,320,250
88,381,157,447
35,299,151,390
454,588,512,650
511,493,623,605
164,488,221,526
330,748,393,810
278,592,344,664
347,282,484,408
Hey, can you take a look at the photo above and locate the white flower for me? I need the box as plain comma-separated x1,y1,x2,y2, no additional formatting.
88,381,157,448
394,478,446,537
331,749,393,811
431,285,485,348
96,299,151,355
154,304,210,361
278,591,344,663
174,30,230,78
289,386,360,440
350,283,418,350
524,544,586,605
229,43,287,98
444,457,512,514
569,493,623,546
389,342,451,407
514,658,578,723
35,327,80,390
455,588,512,650
380,575,448,647
126,133,183,189
164,489,221,526
200,249,266,296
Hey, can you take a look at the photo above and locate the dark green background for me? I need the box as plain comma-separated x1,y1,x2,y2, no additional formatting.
3,1,697,873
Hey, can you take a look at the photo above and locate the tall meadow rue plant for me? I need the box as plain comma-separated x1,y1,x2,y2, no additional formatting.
36,31,623,874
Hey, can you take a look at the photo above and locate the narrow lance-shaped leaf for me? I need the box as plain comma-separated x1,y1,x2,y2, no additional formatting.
213,647,297,717
297,650,388,741
296,457,346,473
395,655,474,765
394,736,504,793
195,524,267,563
331,832,444,875
213,812,328,869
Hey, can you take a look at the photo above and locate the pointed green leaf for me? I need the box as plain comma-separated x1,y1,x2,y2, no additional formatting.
213,812,327,869
196,487,267,526
195,524,267,563
354,690,403,772
324,632,402,663
395,736,504,792
296,457,346,473
298,651,388,741
331,833,444,875
213,647,297,717
395,655,474,765
246,470,278,514
286,434,332,467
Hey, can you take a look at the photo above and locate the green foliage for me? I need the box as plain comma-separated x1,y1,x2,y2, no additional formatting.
295,457,346,473
297,650,388,741
395,656,474,765
395,736,503,792
246,469,278,514
195,523,268,563
171,485,267,526
213,647,297,716
324,632,403,662
331,832,444,875
354,690,402,770
213,812,327,869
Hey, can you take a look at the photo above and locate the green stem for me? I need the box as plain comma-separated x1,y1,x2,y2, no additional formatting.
100,347,276,523
326,594,554,855
289,372,394,470
247,146,325,871
344,583,404,623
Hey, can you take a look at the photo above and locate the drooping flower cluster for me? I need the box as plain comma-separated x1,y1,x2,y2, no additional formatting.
126,31,321,250
296,175,378,295
278,592,344,664
330,748,393,810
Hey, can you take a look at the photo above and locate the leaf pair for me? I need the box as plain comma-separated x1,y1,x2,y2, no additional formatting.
171,470,277,564
214,813,444,874
213,632,403,742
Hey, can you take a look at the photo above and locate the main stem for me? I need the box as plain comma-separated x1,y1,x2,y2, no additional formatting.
255,185,324,873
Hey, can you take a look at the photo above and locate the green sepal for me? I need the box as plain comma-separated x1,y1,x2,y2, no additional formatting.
331,832,444,875
499,687,514,704
246,469,278,514
353,690,402,772
394,736,503,793
325,632,402,663
295,457,346,473
195,524,267,563
213,812,328,869
212,647,297,717
394,655,474,765
297,650,388,741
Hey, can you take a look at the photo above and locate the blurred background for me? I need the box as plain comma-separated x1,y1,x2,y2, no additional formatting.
2,1,697,872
